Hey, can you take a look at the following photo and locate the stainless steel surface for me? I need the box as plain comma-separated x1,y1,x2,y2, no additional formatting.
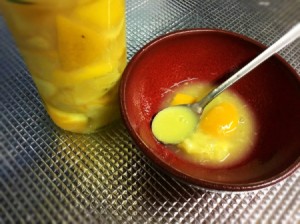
1,0,299,223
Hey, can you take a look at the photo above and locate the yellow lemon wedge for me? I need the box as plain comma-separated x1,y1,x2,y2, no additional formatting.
73,0,125,29
46,104,88,133
32,76,57,99
51,62,115,87
56,15,107,71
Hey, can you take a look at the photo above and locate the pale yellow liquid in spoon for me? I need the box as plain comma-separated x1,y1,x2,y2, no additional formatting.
151,105,198,144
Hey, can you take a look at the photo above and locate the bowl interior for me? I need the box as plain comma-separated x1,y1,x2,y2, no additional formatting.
120,29,300,191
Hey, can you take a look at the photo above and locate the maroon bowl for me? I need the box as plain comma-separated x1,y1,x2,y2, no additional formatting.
119,29,300,191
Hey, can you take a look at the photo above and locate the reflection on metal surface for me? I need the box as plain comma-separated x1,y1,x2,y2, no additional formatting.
1,0,299,223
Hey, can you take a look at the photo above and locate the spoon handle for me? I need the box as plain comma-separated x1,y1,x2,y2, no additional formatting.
193,23,300,113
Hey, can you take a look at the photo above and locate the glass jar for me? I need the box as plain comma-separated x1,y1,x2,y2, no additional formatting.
0,0,127,133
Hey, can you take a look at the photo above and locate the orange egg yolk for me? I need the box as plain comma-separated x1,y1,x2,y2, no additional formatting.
200,102,239,137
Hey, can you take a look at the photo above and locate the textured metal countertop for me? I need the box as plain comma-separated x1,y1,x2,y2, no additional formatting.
1,0,299,223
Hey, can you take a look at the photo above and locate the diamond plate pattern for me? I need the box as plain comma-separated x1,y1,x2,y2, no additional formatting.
1,0,300,223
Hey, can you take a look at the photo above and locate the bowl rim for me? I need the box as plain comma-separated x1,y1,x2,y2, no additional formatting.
119,28,300,191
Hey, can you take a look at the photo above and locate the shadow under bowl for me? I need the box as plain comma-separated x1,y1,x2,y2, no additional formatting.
120,29,300,191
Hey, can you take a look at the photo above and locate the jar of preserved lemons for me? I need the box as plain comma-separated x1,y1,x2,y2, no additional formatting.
0,0,127,133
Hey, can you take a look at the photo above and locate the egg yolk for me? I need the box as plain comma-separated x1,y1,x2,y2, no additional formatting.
200,102,239,137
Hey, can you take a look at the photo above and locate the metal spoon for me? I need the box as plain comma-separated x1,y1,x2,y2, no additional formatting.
152,23,300,144
190,23,300,115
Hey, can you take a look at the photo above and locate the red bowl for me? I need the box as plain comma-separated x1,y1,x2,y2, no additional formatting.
119,29,300,191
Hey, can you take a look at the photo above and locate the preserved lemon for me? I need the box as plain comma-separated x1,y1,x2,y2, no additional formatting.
0,0,127,133
56,15,108,71
46,104,88,133
73,0,125,29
